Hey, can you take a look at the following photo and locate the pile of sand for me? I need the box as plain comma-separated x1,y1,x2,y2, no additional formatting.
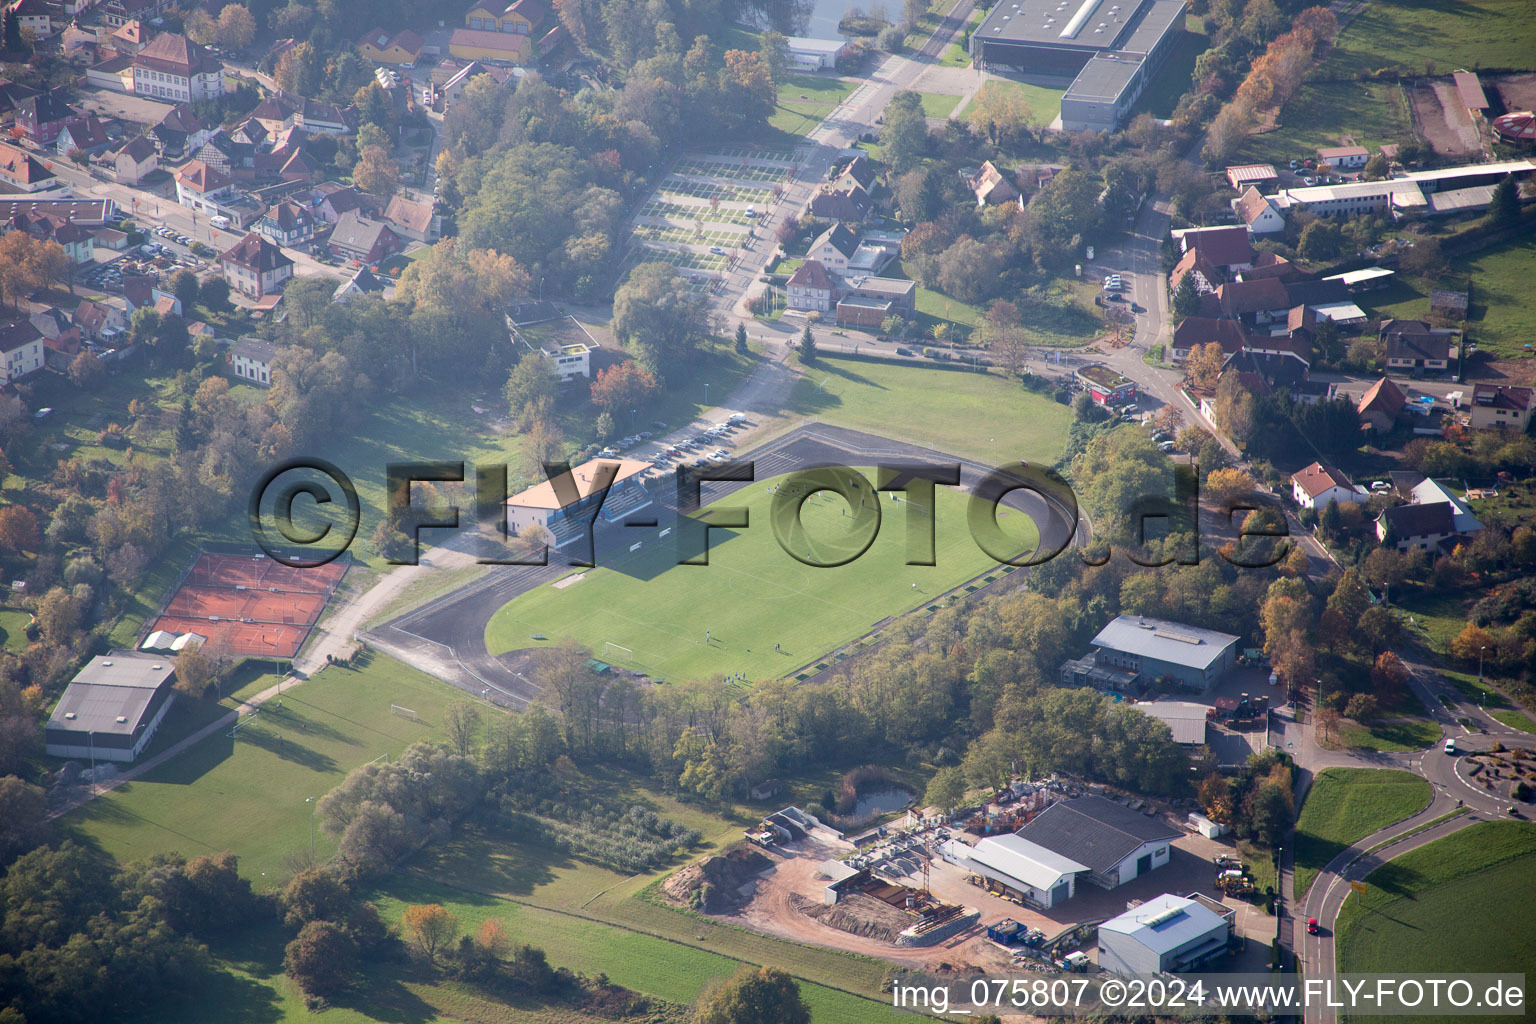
789,891,912,943
662,846,772,913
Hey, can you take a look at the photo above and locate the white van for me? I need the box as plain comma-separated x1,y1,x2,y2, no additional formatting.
210,215,232,229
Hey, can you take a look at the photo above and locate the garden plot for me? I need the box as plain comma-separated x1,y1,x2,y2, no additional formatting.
658,177,777,205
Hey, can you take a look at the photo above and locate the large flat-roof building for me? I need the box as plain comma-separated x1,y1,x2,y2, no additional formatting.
1266,158,1536,219
1098,892,1232,975
44,652,178,764
1061,614,1239,692
970,0,1186,132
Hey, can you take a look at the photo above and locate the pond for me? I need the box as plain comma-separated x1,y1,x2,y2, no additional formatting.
849,785,915,822
741,0,868,40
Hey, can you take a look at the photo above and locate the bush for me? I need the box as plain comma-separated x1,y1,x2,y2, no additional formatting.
877,25,905,51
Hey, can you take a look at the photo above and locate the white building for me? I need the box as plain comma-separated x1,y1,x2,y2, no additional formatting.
1290,461,1365,510
1098,893,1232,975
132,32,226,103
1132,701,1209,744
940,834,1087,909
228,336,277,385
504,457,655,549
1,318,47,385
784,36,850,70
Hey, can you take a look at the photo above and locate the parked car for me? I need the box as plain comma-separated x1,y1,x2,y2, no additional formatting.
895,347,914,356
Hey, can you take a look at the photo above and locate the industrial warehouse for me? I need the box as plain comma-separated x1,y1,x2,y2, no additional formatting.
969,0,1188,131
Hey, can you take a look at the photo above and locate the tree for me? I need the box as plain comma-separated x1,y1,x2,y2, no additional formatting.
1184,342,1224,388
401,903,460,963
34,585,80,641
2,7,29,53
352,145,399,197
1344,692,1380,722
696,966,812,1024
184,8,216,43
503,352,556,427
1450,623,1497,665
475,918,511,960
588,361,660,415
215,4,256,49
1370,650,1410,703
1171,271,1201,320
880,90,929,173
168,267,199,310
797,323,817,364
1400,236,1446,278
1362,546,1407,604
200,275,230,310
1298,220,1340,261
445,702,481,758
923,765,968,813
611,262,709,382
284,920,356,997
734,322,749,354
0,231,67,308
1361,152,1390,180
0,504,39,554
1485,174,1520,227
0,776,47,865
175,646,217,699
1318,497,1342,537
282,866,351,928
1206,467,1257,506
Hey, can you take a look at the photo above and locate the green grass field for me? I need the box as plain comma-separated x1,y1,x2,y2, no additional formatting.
1491,709,1536,733
965,79,1066,127
1337,821,1536,1008
485,468,1034,681
918,92,963,118
1292,768,1432,900
770,75,858,136
1327,0,1536,77
0,608,30,652
60,653,450,883
788,356,1074,466
1366,236,1536,362
1335,718,1440,753
1237,78,1411,167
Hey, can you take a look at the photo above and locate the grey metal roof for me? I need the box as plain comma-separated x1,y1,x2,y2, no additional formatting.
1099,893,1228,954
48,652,175,737
1063,54,1141,102
962,834,1088,890
976,0,1141,49
1131,701,1209,744
1015,796,1180,874
1090,614,1238,671
232,336,278,363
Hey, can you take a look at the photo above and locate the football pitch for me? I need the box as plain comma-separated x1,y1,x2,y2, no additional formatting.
484,469,1038,681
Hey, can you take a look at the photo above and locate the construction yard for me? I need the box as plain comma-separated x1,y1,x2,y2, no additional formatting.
668,785,1278,978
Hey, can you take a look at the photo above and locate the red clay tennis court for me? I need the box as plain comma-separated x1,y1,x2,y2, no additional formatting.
147,553,348,659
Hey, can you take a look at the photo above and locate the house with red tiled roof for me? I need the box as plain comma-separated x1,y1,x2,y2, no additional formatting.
1468,384,1532,433
256,201,315,248
1357,377,1407,432
1231,186,1285,234
173,159,234,214
1169,317,1245,362
1177,225,1254,273
1169,248,1222,297
219,233,295,298
15,89,85,145
56,115,110,157
1290,462,1363,510
133,32,225,102
382,194,439,242
786,260,834,313
358,27,425,65
0,143,55,192
1216,277,1292,324
109,135,158,184
327,209,402,264
0,318,46,386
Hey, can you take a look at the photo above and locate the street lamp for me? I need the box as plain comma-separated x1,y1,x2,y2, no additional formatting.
703,382,710,405
305,796,316,861
1479,645,1486,685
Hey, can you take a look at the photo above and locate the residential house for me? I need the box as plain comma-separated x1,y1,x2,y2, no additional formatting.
256,201,315,248
332,264,387,302
805,223,859,275
312,183,371,224
785,259,834,313
0,318,46,386
1467,384,1532,432
73,298,125,340
1283,277,1350,310
358,27,424,65
98,0,175,29
1216,277,1291,325
1376,479,1482,553
110,19,149,55
122,274,155,313
219,233,295,298
1237,251,1302,283
227,336,277,384
1316,145,1369,170
808,182,871,221
1222,336,1310,389
1169,248,1222,298
151,104,213,160
0,78,41,116
382,194,438,243
451,0,547,63
1357,376,1407,432
1232,186,1286,234
56,115,110,156
1169,316,1244,362
173,160,235,214
327,209,400,264
15,89,84,145
967,161,1020,207
1290,461,1363,510
434,59,520,110
110,135,157,184
6,0,58,39
193,130,256,178
1177,225,1254,274
839,155,878,192
230,117,268,148
133,33,225,103
0,143,54,191
1381,319,1455,375
7,211,95,264
249,92,352,135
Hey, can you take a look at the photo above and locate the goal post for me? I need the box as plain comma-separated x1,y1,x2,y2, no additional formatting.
390,704,418,722
603,642,634,665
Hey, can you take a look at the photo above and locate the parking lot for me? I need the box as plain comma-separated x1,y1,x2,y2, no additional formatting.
77,229,205,294
596,412,751,477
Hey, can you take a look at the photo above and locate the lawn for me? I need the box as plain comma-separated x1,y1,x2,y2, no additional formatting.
1491,709,1536,733
485,467,1034,681
1336,821,1536,1005
770,74,858,136
1237,78,1411,168
918,92,962,118
59,652,450,884
786,355,1075,466
1334,718,1441,753
965,79,1066,128
890,260,1101,344
1292,768,1432,900
939,8,982,66
1326,0,1536,78
0,608,31,652
1364,235,1536,361
1393,586,1469,653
